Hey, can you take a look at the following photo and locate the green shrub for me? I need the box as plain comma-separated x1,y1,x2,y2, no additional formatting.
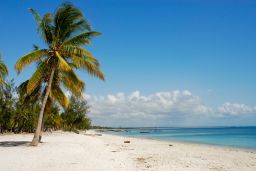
62,95,91,132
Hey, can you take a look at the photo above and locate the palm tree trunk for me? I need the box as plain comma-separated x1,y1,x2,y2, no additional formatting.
31,68,55,146
39,112,45,143
40,88,50,142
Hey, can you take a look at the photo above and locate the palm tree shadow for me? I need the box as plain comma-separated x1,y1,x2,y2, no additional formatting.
0,141,30,147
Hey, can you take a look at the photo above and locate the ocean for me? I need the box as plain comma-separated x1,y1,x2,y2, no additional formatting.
105,127,256,149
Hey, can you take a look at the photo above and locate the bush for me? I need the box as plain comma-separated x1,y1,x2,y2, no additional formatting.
44,105,62,131
62,95,91,132
0,80,16,133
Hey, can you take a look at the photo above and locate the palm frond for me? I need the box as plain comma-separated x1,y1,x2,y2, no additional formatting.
33,44,39,51
54,3,91,42
55,51,72,72
17,80,29,96
50,85,69,109
61,69,84,95
29,8,54,44
62,45,99,64
61,45,104,80
27,62,46,94
63,31,101,46
70,55,104,80
29,8,42,25
15,49,47,74
0,57,8,83
18,80,42,103
41,14,54,44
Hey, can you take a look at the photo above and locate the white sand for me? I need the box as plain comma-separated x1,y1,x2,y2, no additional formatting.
0,131,255,171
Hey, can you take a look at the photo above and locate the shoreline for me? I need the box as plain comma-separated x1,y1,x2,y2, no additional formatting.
0,131,256,171
1,130,256,152
102,131,256,153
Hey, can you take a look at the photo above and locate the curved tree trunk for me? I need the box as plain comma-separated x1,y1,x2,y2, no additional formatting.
40,88,51,142
39,112,45,143
31,68,55,146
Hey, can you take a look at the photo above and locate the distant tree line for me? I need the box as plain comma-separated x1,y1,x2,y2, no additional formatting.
0,80,91,134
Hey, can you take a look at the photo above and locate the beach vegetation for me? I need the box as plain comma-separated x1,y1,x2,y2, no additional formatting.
62,95,91,132
0,80,91,134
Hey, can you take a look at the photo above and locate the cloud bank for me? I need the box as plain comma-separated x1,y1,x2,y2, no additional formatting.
84,90,256,127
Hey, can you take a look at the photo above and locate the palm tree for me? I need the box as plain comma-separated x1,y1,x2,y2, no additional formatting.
0,56,8,85
15,3,104,146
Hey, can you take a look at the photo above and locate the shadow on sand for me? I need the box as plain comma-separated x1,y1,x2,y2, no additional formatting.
0,141,30,147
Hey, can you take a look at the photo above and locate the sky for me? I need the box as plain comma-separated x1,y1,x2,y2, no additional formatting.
0,0,256,127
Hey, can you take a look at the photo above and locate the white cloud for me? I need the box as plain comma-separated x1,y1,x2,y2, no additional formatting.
87,90,210,115
217,102,256,116
82,90,256,126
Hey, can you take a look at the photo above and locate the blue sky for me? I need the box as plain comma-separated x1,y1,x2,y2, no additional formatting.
0,0,256,126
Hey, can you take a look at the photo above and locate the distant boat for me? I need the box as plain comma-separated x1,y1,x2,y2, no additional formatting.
109,129,123,132
140,131,150,134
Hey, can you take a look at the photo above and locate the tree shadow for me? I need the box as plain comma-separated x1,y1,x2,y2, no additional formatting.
0,141,30,147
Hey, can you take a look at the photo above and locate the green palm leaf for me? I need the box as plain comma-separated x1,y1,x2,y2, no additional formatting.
62,45,98,62
63,31,101,46
0,57,8,74
29,8,53,44
40,14,54,44
50,85,69,109
55,51,72,72
15,49,47,74
70,55,104,80
29,8,42,25
54,3,91,42
61,69,84,95
27,62,46,94
18,80,42,103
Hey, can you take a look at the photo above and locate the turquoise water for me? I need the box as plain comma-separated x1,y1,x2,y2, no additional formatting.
106,127,256,149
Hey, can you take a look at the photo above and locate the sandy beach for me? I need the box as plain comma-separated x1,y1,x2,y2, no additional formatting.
0,131,255,171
